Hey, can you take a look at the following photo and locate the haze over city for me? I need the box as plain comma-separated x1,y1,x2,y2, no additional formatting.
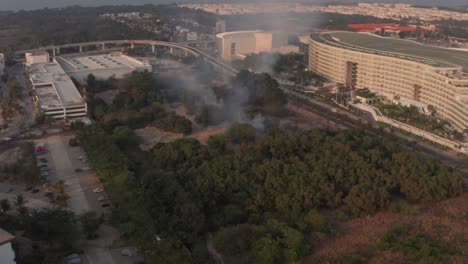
0,0,467,264
1,0,468,11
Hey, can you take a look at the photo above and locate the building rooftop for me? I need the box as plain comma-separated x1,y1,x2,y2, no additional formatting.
28,62,84,109
57,53,149,72
0,228,14,246
216,30,263,39
313,32,468,69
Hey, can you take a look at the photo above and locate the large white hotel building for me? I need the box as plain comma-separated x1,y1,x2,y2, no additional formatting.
309,32,468,132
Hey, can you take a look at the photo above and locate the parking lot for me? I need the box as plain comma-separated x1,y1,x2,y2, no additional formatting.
33,134,140,264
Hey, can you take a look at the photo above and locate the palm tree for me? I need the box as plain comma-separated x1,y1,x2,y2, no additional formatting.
15,194,25,207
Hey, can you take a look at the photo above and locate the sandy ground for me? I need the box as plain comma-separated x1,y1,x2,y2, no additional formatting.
303,193,468,263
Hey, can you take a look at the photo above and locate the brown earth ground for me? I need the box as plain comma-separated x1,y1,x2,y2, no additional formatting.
303,193,468,263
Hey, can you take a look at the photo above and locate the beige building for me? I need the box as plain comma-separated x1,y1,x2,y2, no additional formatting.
216,30,298,61
25,51,50,66
26,53,87,120
309,32,468,131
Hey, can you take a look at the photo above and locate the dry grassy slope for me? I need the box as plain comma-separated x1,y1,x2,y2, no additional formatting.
303,193,468,263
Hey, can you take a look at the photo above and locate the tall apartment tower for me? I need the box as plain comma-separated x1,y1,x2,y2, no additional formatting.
216,20,226,34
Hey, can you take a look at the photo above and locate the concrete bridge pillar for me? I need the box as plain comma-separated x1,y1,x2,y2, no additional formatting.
151,44,156,53
52,47,56,58
184,49,188,57
101,43,106,51
131,43,134,49
170,47,173,55
79,46,83,53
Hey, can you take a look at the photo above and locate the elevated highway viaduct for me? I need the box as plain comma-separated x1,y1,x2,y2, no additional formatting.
15,39,238,76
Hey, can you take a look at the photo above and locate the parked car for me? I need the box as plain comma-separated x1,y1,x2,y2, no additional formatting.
101,203,110,208
31,188,40,194
6,188,14,193
40,167,49,172
93,188,104,193
35,147,47,155
40,172,49,177
97,196,106,201
74,168,82,173
121,248,136,257
44,192,54,197
39,158,48,163
25,186,33,191
38,164,48,169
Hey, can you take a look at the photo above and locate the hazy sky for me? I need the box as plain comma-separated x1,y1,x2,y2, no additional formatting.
1,0,467,11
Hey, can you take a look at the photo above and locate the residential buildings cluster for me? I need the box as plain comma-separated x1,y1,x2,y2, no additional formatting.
180,3,468,22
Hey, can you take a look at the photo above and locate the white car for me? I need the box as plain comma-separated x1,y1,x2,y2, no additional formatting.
97,196,106,201
93,188,104,193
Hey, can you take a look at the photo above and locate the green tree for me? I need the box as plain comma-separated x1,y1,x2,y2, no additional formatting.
207,134,227,153
0,199,11,213
251,236,282,264
79,211,104,239
27,208,78,248
227,123,256,144
7,79,22,100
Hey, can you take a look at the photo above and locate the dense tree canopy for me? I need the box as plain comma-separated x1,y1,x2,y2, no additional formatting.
79,122,463,263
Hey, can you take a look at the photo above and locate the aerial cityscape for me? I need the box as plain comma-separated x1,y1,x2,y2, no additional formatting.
0,1,467,264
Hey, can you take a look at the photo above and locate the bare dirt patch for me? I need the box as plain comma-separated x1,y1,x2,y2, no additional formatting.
188,125,227,144
303,193,468,263
134,126,182,151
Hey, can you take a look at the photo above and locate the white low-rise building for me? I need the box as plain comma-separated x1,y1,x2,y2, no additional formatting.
216,31,297,61
56,52,152,81
25,51,50,66
26,56,87,120
0,228,15,264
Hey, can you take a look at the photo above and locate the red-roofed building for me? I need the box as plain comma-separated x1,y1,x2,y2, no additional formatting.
347,23,430,33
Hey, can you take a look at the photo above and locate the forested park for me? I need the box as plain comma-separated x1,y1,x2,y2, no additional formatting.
78,121,464,263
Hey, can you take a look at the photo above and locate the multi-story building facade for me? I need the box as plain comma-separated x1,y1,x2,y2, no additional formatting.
26,53,87,120
309,32,468,132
